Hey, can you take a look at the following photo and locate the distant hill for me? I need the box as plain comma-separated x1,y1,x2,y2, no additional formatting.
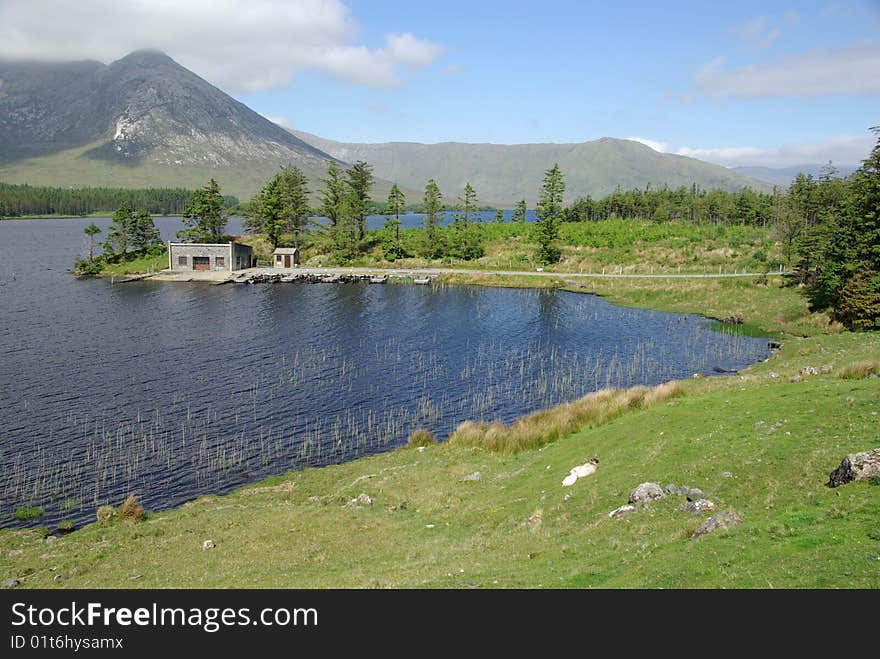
0,50,339,198
732,165,858,188
291,131,772,205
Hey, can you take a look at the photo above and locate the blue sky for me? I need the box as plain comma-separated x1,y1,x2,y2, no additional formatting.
1,0,878,167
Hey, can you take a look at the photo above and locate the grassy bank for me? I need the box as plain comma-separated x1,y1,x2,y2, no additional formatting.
3,274,877,588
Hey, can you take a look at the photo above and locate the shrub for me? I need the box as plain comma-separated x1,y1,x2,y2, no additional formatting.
407,428,437,448
14,506,44,521
119,495,145,524
96,505,117,523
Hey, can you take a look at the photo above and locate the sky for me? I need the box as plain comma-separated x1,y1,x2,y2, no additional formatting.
0,0,878,168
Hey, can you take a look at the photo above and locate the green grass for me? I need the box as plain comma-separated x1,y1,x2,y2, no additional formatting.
3,270,878,588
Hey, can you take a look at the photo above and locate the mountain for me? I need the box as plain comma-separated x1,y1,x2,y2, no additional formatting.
0,49,769,203
0,50,338,198
732,165,858,188
290,130,772,205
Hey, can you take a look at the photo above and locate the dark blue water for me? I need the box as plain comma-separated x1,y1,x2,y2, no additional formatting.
0,217,769,529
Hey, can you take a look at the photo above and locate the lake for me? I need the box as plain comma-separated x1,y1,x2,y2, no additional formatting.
0,216,769,529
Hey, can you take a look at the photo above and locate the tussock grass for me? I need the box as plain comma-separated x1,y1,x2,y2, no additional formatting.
407,428,437,447
837,360,880,380
119,495,145,524
447,381,683,454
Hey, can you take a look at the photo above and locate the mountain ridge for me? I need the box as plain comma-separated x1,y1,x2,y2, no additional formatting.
290,129,772,204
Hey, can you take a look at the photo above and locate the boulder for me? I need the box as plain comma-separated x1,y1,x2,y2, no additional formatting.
826,447,880,488
679,499,717,514
628,482,664,505
346,493,373,507
685,487,706,501
2,579,20,588
664,483,678,495
692,511,742,538
608,505,636,518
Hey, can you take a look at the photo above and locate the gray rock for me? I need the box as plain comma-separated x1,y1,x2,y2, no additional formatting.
346,493,373,507
2,579,20,588
608,505,636,518
675,485,691,497
628,482,664,505
686,487,706,501
679,499,717,514
459,471,481,482
768,372,780,379
692,510,742,538
827,447,880,488
721,472,733,479
201,539,215,550
664,483,678,495
801,366,818,376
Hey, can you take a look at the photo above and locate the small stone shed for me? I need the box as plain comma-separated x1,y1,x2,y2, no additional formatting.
273,247,300,268
168,242,254,272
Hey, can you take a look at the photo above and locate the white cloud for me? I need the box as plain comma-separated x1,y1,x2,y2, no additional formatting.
731,17,781,47
0,0,444,92
693,44,880,98
625,137,671,152
674,134,875,167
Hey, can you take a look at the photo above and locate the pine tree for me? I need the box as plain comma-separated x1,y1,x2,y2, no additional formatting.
511,200,527,223
83,223,102,261
383,183,406,259
422,179,443,258
346,160,374,242
248,166,310,249
180,179,227,242
535,164,565,264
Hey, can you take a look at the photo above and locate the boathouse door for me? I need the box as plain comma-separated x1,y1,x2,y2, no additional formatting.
193,256,211,271
284,254,292,268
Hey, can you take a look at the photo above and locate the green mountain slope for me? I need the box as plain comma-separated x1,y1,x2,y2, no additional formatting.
292,130,772,205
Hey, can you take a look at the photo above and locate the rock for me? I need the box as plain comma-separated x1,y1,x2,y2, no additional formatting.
827,447,880,488
722,315,743,325
346,493,373,507
459,471,481,482
563,493,571,502
417,446,426,453
608,505,636,518
201,539,215,550
721,471,733,479
801,366,818,376
753,420,766,430
820,364,833,374
562,473,578,487
788,375,802,383
768,341,781,350
679,499,717,514
768,372,779,379
664,483,678,495
692,511,742,538
44,535,57,543
3,579,21,588
685,487,706,501
628,482,664,505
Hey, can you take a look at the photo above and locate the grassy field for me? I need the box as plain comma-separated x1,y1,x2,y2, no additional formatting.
1,271,877,589
240,220,785,275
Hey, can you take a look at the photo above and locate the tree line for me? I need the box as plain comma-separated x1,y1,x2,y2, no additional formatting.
0,182,238,218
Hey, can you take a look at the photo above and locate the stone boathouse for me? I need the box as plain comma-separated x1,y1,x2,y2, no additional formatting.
168,242,254,272
273,247,300,268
